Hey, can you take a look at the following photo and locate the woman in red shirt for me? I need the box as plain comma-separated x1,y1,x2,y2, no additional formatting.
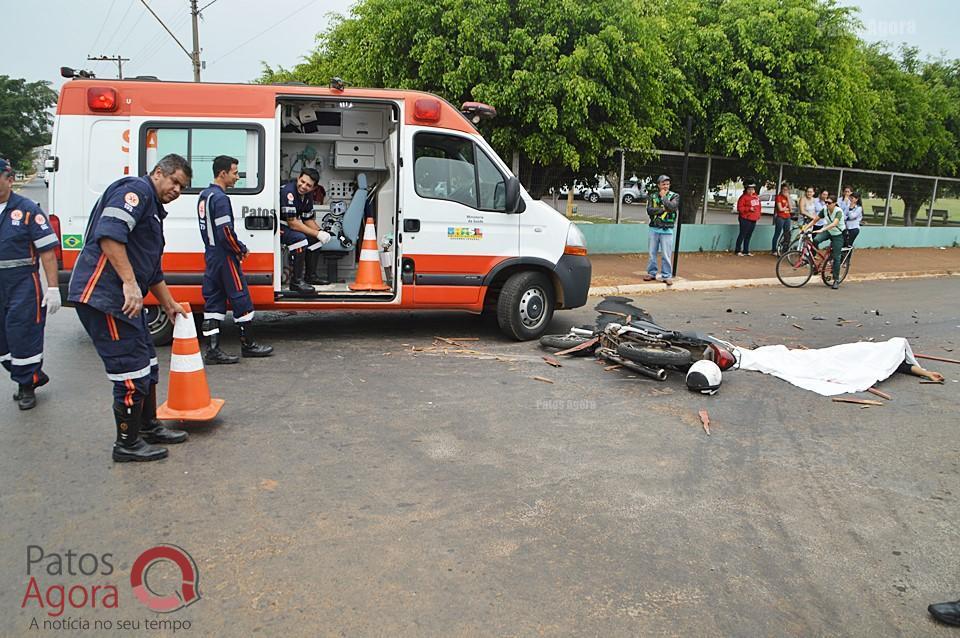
735,183,762,256
771,182,794,255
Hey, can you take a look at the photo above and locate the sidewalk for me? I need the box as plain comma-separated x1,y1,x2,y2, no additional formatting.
589,246,960,293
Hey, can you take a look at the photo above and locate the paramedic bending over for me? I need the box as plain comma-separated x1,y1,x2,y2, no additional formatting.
280,168,331,292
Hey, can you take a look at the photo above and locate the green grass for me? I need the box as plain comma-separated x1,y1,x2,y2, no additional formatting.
862,197,960,224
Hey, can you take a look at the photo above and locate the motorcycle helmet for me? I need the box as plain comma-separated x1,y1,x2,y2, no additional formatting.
686,360,722,395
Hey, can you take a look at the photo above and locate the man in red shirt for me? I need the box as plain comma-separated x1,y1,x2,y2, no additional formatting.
735,183,762,256
771,182,794,255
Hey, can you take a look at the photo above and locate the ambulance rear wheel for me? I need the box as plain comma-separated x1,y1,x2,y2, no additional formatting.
497,271,555,341
145,306,174,347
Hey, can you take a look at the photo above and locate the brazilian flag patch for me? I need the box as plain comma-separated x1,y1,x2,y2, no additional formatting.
62,234,83,250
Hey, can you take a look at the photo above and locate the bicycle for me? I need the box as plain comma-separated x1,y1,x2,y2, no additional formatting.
775,230,854,288
775,221,803,257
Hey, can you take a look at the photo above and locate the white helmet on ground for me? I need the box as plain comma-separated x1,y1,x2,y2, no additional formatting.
686,360,722,395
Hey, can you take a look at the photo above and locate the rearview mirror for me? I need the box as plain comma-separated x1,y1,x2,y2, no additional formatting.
505,176,525,214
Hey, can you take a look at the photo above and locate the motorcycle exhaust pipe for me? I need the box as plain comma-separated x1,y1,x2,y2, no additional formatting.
635,365,668,381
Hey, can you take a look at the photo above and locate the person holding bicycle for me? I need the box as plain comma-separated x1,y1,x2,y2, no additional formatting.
802,194,845,289
771,182,794,255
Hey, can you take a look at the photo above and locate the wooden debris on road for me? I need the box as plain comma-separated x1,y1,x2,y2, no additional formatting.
920,379,945,384
698,410,711,435
532,376,554,384
866,387,892,400
832,397,884,406
792,323,804,331
604,364,623,371
916,353,960,365
542,356,563,368
555,336,600,356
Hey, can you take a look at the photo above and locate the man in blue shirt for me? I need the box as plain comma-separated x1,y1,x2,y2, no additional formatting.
644,175,679,286
198,155,272,364
0,158,61,410
68,154,191,462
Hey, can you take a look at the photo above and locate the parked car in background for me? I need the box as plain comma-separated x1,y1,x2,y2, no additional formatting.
581,179,645,204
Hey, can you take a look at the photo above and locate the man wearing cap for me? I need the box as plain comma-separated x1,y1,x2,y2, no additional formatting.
0,159,61,410
735,183,762,256
68,154,191,462
644,175,679,285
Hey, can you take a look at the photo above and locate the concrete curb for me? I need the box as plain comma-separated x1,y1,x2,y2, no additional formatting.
588,270,960,297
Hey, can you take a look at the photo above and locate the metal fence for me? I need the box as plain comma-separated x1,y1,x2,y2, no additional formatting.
542,150,960,228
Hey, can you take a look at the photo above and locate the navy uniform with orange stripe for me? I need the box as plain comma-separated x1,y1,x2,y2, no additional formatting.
197,181,271,363
0,192,58,392
67,175,165,408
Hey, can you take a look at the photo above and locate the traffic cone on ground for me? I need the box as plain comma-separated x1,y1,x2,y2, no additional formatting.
157,303,225,421
349,217,390,291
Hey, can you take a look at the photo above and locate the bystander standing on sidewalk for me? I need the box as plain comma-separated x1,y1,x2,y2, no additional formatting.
771,182,794,255
812,189,828,233
735,183,761,256
644,174,679,286
845,191,863,246
799,187,818,224
839,185,853,215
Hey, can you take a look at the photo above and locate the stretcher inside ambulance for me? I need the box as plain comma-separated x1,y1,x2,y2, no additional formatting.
47,80,592,344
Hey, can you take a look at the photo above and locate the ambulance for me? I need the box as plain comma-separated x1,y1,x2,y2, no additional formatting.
46,77,591,344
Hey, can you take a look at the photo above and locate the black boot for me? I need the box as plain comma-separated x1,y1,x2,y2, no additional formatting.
140,384,188,444
13,371,49,410
112,401,168,462
289,251,315,293
929,600,960,626
238,322,273,357
305,250,327,285
202,319,239,365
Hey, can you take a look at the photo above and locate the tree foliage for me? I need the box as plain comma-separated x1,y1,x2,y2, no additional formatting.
261,0,959,211
0,76,56,170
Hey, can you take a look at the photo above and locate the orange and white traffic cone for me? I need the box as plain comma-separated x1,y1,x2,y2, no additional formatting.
157,303,225,421
349,217,390,291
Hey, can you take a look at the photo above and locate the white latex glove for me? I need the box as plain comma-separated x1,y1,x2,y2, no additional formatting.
42,287,62,315
316,229,332,244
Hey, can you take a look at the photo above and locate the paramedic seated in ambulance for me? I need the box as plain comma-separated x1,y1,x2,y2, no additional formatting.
279,168,331,292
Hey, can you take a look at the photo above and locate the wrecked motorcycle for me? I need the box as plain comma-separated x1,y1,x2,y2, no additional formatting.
539,297,737,381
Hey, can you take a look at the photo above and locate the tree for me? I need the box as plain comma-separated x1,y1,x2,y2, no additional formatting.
260,0,677,198
0,76,56,170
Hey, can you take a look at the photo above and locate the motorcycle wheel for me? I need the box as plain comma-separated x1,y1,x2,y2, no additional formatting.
617,343,692,366
539,334,596,356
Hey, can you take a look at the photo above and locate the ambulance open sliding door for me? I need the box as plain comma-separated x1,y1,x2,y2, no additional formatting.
404,128,519,304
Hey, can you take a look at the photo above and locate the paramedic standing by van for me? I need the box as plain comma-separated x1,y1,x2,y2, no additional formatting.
280,168,331,292
68,154,191,463
198,155,273,364
0,158,61,410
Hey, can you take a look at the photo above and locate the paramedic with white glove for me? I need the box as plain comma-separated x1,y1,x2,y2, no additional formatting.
280,168,331,290
0,158,60,410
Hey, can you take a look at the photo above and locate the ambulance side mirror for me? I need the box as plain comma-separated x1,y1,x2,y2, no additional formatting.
505,176,525,214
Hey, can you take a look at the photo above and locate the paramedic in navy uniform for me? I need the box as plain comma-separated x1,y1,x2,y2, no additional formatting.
280,168,331,292
197,155,273,364
68,154,191,463
0,158,61,410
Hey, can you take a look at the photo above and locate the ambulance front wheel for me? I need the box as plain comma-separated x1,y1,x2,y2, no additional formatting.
496,271,555,341
145,306,174,347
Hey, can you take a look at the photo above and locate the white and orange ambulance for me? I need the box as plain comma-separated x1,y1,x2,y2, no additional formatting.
47,77,591,343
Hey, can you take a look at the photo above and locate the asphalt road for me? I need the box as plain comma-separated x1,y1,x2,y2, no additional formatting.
1,267,958,635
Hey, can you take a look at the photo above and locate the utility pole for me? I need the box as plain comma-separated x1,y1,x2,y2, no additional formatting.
87,55,130,79
190,0,201,82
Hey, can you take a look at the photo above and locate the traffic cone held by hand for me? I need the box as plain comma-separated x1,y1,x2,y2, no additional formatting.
157,303,225,421
349,217,390,291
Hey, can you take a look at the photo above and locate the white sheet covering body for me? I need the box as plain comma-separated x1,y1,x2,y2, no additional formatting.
736,337,918,396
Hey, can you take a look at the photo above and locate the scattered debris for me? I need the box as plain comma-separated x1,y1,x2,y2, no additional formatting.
542,356,563,368
792,323,804,331
726,308,733,313
812,316,825,321
866,387,892,400
604,364,623,372
532,376,554,384
832,397,885,406
920,379,945,385
916,353,960,365
555,336,600,356
698,409,711,436
864,309,882,316
260,479,278,491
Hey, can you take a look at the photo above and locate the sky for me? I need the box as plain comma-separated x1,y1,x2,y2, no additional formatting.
3,0,959,92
